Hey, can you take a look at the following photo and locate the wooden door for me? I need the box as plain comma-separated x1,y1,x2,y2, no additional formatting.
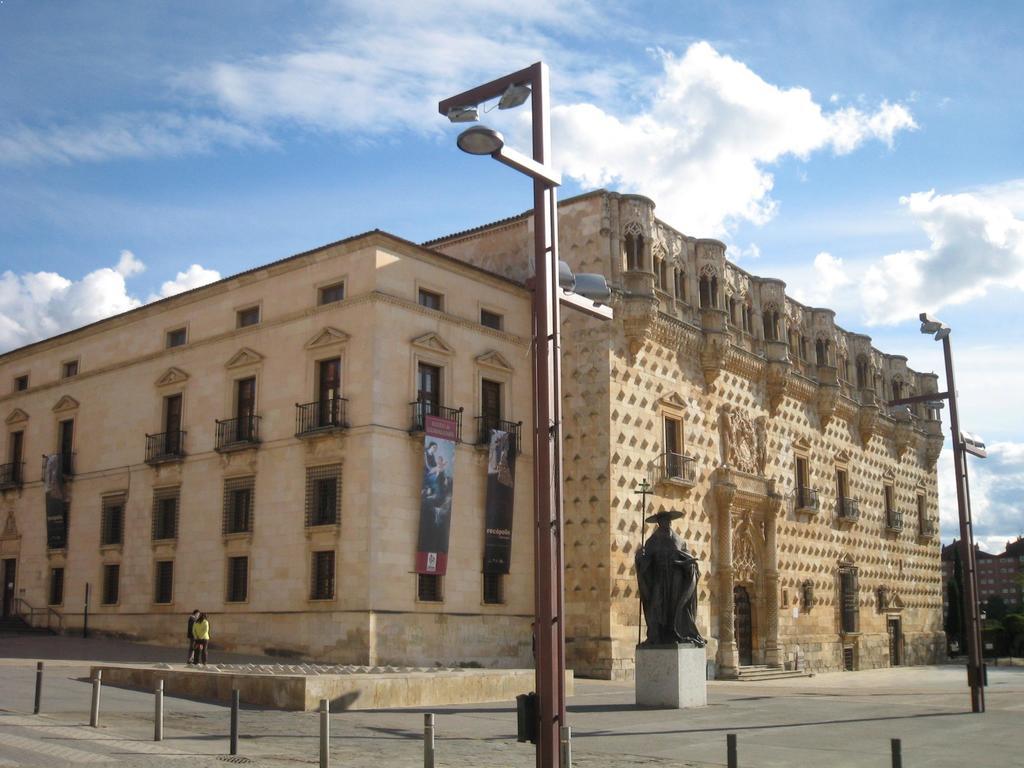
734,585,754,666
236,377,256,439
2,559,15,617
58,419,74,475
481,380,502,431
417,363,441,416
9,431,23,483
317,358,341,426
163,394,182,454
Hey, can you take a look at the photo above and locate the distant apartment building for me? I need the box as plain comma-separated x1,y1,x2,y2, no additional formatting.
942,537,1024,616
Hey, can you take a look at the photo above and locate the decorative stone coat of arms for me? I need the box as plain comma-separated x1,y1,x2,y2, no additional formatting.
719,404,767,476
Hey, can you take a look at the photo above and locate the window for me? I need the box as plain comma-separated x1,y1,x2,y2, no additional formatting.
236,306,260,328
48,567,64,606
226,556,248,602
664,415,684,478
62,360,79,379
741,303,753,334
152,488,179,541
481,379,502,432
58,419,74,476
102,564,119,605
917,493,928,532
418,288,443,311
13,375,28,391
795,456,810,505
417,362,442,415
836,469,848,503
418,573,443,602
698,274,718,308
483,572,504,604
318,282,345,306
762,309,780,341
223,477,255,534
654,254,668,289
305,464,341,527
673,267,686,301
166,328,187,348
7,431,24,485
624,231,644,271
816,339,829,367
856,357,869,389
311,551,335,600
480,309,503,330
154,560,174,604
839,566,859,633
101,495,125,546
729,296,739,326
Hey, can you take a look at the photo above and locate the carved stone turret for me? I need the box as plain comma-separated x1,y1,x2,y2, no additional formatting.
764,340,791,415
700,307,729,387
857,389,879,446
816,364,840,429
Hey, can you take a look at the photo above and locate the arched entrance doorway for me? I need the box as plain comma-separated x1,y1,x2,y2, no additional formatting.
733,585,753,666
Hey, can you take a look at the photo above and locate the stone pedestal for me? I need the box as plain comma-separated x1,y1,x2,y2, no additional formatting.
635,644,707,708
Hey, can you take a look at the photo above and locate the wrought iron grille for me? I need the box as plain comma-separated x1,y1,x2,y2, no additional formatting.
656,451,697,485
102,564,119,605
305,464,341,527
154,560,174,604
886,508,904,531
417,573,443,602
839,567,859,634
919,518,937,537
226,556,248,603
295,399,348,435
145,431,186,464
475,417,522,453
100,495,125,546
409,401,463,442
483,572,504,604
151,488,179,541
215,416,261,450
837,497,860,521
222,477,255,534
0,462,23,489
310,551,335,600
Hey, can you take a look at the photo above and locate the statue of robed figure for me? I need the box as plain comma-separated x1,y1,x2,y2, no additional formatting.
635,510,706,647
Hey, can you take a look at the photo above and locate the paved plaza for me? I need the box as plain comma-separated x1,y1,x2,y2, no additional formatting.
0,635,1022,767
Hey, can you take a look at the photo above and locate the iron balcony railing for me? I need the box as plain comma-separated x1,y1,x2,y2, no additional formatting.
215,415,261,450
14,597,63,634
475,416,522,454
837,497,860,522
145,431,186,464
409,401,463,443
41,453,75,478
796,486,820,512
885,508,904,532
0,461,24,490
655,451,697,486
918,518,937,538
295,398,349,436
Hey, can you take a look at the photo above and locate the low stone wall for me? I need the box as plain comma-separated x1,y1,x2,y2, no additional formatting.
91,663,574,712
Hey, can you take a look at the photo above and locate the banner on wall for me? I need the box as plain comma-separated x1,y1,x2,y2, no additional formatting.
415,415,458,575
483,429,517,574
43,454,69,550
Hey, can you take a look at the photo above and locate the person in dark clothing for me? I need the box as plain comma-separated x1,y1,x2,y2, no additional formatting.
186,609,200,664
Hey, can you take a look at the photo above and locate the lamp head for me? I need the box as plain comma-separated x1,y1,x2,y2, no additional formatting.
498,83,532,110
456,126,504,156
446,106,479,123
919,312,949,338
572,273,612,304
558,260,575,292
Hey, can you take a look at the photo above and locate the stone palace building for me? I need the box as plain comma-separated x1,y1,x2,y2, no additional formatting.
0,190,946,678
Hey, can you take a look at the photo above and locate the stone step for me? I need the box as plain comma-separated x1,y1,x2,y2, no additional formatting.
734,667,814,681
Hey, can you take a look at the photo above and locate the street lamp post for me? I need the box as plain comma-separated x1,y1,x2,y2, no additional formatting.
890,312,986,713
439,63,610,767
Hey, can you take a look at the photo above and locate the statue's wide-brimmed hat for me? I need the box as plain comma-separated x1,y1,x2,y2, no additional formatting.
645,509,684,524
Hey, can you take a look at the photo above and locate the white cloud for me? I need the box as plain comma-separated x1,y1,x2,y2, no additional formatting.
0,113,273,166
0,255,221,353
785,251,851,307
862,189,1024,324
550,43,916,235
147,264,222,302
937,442,1024,549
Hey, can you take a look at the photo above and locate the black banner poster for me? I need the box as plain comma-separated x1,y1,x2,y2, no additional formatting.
483,429,516,574
43,454,68,550
416,415,458,575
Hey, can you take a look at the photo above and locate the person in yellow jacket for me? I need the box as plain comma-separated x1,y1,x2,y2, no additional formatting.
192,612,210,666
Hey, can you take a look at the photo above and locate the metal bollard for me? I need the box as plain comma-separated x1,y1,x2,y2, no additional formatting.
230,689,240,755
891,738,903,768
423,712,435,768
154,680,164,742
89,670,102,728
319,698,330,768
727,733,738,768
33,662,43,714
560,725,572,768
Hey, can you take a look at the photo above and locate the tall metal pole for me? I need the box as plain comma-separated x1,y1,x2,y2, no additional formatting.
635,480,651,645
941,334,984,713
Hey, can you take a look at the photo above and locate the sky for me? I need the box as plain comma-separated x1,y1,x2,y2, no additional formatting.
1,0,1021,551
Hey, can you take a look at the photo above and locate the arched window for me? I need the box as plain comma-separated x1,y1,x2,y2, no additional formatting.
742,302,753,334
699,271,719,309
855,356,869,389
654,252,668,290
815,339,830,367
624,230,644,271
673,267,686,301
892,379,904,401
762,305,780,341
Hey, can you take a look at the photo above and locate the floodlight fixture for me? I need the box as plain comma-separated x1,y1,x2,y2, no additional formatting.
919,312,943,334
934,326,951,340
925,400,945,411
572,273,612,304
456,126,504,155
961,432,987,459
446,105,480,123
558,260,575,292
498,82,532,110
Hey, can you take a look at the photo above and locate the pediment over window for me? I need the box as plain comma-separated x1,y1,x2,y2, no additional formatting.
837,553,856,567
52,395,80,413
4,408,28,426
412,332,454,356
834,449,852,465
155,367,190,388
475,350,512,372
226,347,265,369
659,391,688,410
305,326,351,350
793,436,812,453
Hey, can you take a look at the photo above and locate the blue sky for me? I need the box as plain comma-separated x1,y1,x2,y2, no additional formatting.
1,0,1022,549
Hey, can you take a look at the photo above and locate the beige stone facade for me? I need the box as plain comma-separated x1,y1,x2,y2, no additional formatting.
0,232,537,668
0,190,946,679
429,190,946,679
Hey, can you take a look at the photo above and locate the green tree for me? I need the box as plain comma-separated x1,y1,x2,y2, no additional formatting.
985,596,1009,621
944,546,966,650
